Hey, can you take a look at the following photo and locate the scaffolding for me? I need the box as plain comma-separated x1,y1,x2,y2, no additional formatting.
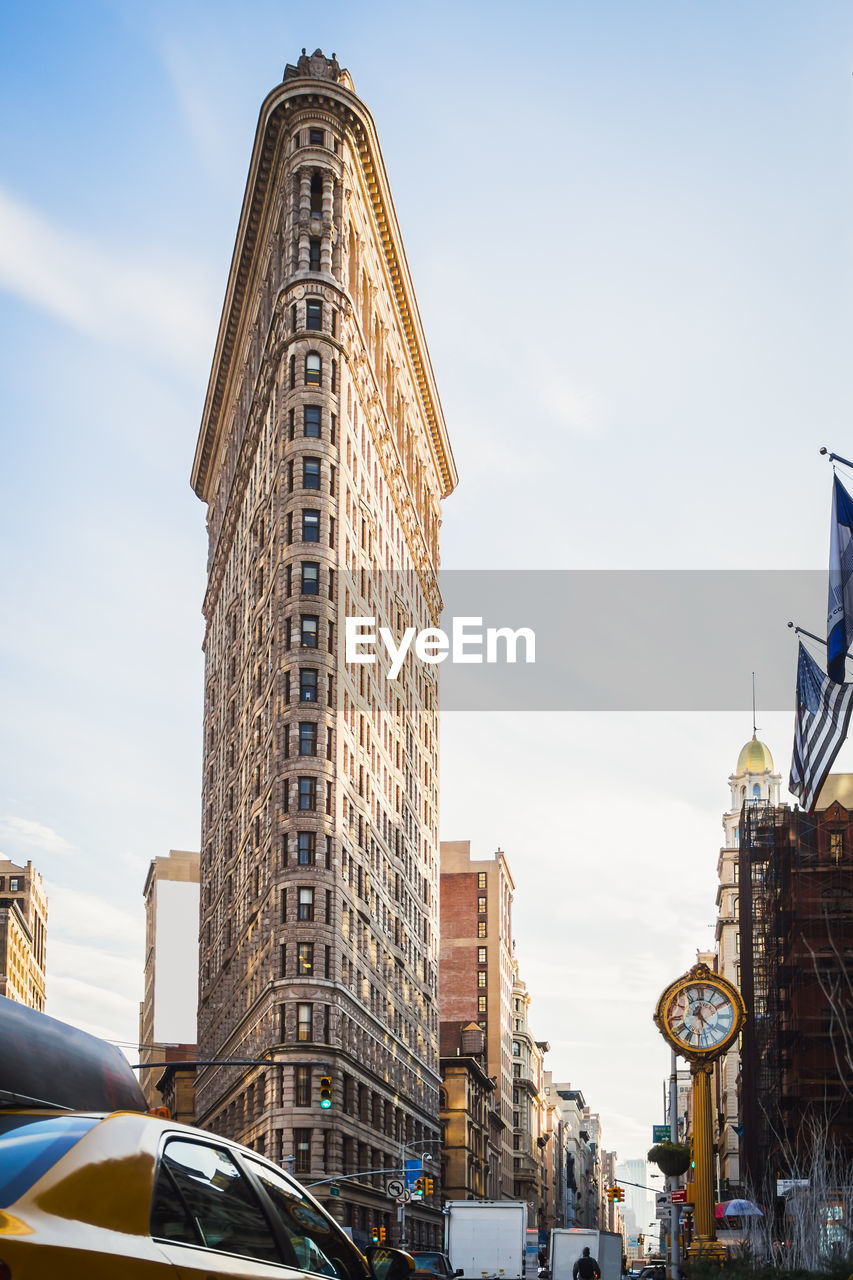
739,797,853,1189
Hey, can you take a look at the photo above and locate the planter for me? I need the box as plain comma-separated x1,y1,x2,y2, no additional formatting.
647,1141,691,1177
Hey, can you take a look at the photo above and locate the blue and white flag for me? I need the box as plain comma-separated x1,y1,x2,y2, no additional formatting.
827,474,853,682
790,642,853,812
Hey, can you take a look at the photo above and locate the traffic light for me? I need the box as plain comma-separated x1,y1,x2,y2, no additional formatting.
614,1187,625,1202
371,1231,379,1243
424,1177,434,1195
319,1074,333,1109
379,1227,387,1241
413,1177,424,1196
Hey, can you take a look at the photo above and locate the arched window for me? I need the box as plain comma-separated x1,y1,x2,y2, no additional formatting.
732,895,739,918
348,225,358,296
331,359,338,394
753,783,761,798
310,172,323,217
305,352,322,387
289,355,296,390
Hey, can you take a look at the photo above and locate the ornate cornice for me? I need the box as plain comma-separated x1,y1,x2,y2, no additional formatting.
192,70,456,505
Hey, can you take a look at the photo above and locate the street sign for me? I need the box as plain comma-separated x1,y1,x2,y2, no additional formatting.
655,1193,671,1219
777,1179,809,1194
329,1184,340,1198
652,1125,671,1143
671,1189,687,1204
404,1159,422,1191
386,1178,405,1198
396,1191,411,1204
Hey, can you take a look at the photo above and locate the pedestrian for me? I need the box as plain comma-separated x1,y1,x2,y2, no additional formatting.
572,1247,601,1280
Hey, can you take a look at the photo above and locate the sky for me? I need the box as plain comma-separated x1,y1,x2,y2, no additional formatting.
2,0,853,1167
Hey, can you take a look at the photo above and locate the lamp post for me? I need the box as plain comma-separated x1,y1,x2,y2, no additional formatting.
399,1138,442,1249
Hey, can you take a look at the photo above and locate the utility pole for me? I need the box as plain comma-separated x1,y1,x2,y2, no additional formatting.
669,1051,681,1280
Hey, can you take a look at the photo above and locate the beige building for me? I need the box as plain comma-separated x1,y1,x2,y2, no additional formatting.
139,849,200,1110
714,734,780,1196
440,842,516,1196
439,1021,499,1200
0,858,47,1011
192,50,456,1249
511,957,548,1220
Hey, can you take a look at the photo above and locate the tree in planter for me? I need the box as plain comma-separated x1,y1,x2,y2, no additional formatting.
647,1141,691,1177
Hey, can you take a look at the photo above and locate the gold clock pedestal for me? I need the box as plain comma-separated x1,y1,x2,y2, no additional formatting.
653,962,748,1273
687,1062,727,1268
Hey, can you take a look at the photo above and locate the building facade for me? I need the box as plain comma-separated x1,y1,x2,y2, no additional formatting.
440,842,516,1195
192,50,456,1249
0,858,47,1011
439,1021,499,1200
739,775,853,1189
714,735,780,1196
139,849,200,1110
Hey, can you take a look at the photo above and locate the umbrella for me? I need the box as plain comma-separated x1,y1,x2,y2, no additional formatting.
716,1199,764,1218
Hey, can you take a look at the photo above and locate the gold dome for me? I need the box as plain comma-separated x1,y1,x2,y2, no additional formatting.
736,735,774,775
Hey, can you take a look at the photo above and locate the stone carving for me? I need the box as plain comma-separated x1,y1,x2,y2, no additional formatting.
283,48,343,83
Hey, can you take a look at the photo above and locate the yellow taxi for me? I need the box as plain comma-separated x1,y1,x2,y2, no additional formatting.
0,997,414,1280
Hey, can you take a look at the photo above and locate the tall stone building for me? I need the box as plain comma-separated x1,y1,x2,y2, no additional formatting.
440,841,516,1195
714,735,780,1196
0,858,47,1011
191,50,456,1249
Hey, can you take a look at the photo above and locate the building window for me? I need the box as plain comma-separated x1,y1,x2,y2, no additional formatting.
303,458,321,490
513,1063,521,1078
513,1134,520,1150
298,778,317,811
310,173,323,216
297,942,314,975
301,616,319,648
309,128,324,146
513,1111,520,1127
477,995,487,1013
295,1127,312,1172
309,238,321,271
305,353,322,386
295,1065,311,1106
301,561,319,594
306,300,323,330
830,831,844,861
477,896,487,913
478,872,487,889
298,889,315,922
477,921,486,938
300,669,318,702
9,878,20,892
512,1041,521,1057
297,832,315,865
299,722,317,756
302,510,320,542
305,406,321,438
478,971,487,988
478,947,487,964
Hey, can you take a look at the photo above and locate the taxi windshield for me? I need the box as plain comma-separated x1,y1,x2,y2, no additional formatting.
0,1113,100,1205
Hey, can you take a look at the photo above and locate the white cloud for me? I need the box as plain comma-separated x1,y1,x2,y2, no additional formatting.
47,884,143,950
0,186,215,376
0,815,73,854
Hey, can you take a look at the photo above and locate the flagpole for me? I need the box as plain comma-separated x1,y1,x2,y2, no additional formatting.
787,621,828,649
819,447,853,470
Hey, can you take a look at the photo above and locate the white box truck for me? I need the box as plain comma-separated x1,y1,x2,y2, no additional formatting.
549,1229,622,1280
445,1200,528,1280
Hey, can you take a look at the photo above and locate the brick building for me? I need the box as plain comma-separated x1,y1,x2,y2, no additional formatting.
739,775,853,1189
192,50,456,1248
440,842,515,1195
0,858,47,1011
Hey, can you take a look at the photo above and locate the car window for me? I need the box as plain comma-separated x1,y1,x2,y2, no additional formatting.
0,1113,100,1206
151,1138,281,1265
412,1254,445,1272
247,1157,367,1280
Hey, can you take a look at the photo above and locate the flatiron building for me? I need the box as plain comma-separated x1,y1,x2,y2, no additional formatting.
191,50,456,1249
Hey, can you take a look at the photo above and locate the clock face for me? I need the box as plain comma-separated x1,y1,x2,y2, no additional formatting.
664,982,737,1053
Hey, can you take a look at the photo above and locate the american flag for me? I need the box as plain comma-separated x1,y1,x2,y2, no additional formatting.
790,642,853,812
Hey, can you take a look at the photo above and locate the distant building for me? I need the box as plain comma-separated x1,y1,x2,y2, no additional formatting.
439,1022,498,1200
739,775,853,1188
0,858,47,1011
511,956,549,1222
139,849,200,1111
715,734,780,1195
440,842,516,1195
553,1084,587,1227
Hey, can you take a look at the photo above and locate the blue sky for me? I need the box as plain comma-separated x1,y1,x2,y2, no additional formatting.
2,1,853,1162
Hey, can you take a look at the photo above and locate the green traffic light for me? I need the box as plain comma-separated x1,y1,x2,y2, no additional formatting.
320,1097,332,1109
